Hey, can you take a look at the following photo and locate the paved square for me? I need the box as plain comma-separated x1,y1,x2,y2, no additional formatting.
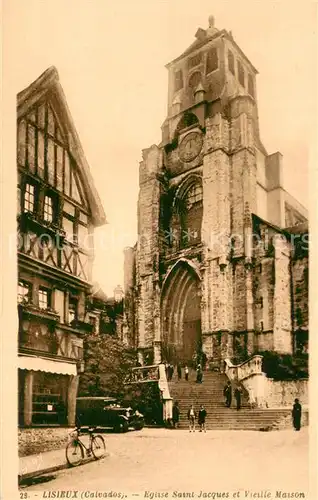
26,427,310,497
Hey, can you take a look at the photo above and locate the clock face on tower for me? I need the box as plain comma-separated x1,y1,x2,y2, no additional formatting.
179,132,203,163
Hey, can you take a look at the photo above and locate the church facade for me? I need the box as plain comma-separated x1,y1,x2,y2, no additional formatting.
124,17,308,367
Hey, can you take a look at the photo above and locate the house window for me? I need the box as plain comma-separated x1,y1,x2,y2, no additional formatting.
24,183,35,213
174,70,183,92
248,74,254,97
89,316,97,333
18,281,31,304
228,50,235,75
39,288,50,310
206,48,218,74
68,298,78,324
238,61,245,87
43,195,54,222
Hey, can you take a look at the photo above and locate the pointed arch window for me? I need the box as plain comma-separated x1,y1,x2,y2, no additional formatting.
179,181,203,248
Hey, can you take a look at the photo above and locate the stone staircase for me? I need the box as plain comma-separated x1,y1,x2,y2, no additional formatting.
168,369,292,430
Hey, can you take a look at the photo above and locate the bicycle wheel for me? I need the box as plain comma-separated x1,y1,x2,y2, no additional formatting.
91,435,106,460
66,440,84,466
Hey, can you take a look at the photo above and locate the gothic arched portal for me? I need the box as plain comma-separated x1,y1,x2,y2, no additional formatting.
161,260,201,364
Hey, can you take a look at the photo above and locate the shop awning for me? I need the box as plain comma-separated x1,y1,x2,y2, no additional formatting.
18,355,77,375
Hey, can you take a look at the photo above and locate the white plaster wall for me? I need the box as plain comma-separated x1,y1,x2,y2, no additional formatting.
267,188,284,227
256,148,267,187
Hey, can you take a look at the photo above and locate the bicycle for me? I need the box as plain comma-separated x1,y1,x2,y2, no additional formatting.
66,426,106,466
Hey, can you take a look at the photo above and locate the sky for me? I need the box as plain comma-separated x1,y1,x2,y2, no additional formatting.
3,0,317,296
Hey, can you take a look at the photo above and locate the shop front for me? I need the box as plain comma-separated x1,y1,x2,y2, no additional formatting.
18,356,79,427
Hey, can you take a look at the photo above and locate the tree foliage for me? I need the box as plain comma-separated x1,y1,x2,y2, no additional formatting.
78,334,136,398
255,350,309,380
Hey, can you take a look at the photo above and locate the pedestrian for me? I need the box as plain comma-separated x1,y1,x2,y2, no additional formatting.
202,352,207,371
223,381,232,408
196,363,203,383
172,401,180,429
185,365,189,381
170,364,174,380
187,405,196,432
292,398,302,431
198,405,207,432
234,385,243,410
177,363,182,380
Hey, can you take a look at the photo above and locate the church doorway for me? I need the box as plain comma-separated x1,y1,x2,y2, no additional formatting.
161,260,201,365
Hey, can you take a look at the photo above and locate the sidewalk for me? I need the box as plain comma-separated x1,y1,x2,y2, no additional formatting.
19,447,69,481
19,433,94,485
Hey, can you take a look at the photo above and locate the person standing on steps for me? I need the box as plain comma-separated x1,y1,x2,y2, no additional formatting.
187,404,196,432
198,405,207,432
177,363,182,380
234,385,243,410
196,363,203,383
292,398,302,431
223,381,232,407
172,401,180,429
185,365,189,381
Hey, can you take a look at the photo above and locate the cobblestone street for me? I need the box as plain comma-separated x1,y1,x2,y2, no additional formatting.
25,427,310,498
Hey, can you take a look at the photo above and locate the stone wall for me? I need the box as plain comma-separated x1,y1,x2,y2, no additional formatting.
19,427,71,457
292,249,308,353
265,378,308,408
273,238,292,353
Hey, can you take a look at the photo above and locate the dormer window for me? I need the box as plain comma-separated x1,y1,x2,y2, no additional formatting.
206,47,218,74
24,183,35,213
43,195,54,222
174,70,183,92
238,61,245,87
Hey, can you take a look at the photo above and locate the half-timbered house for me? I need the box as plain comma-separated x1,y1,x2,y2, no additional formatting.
17,67,106,427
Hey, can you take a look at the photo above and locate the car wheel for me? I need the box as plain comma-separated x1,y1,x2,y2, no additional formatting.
134,423,144,431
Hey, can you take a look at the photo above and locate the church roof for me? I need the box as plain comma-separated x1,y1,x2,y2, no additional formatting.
17,66,107,227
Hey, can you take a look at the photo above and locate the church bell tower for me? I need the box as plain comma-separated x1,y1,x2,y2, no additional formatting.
134,16,262,366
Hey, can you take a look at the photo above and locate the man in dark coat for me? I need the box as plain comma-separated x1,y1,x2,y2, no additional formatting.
196,364,203,383
234,385,243,410
198,405,207,433
292,398,302,431
177,363,182,380
223,381,232,407
172,401,180,429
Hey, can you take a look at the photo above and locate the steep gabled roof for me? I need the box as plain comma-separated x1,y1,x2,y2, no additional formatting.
17,66,107,227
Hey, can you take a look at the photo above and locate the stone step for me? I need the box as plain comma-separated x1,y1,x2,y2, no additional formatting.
167,370,292,430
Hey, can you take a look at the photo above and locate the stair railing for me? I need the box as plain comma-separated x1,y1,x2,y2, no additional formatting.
224,355,267,408
224,355,263,381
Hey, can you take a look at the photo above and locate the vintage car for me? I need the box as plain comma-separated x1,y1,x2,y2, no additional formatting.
75,397,145,432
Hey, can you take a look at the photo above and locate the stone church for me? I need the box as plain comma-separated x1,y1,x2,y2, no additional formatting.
124,16,308,367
